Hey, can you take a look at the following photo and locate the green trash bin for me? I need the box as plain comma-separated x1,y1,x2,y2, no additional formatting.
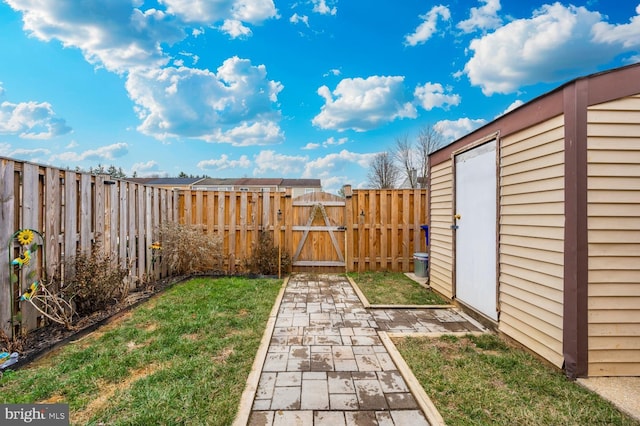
413,252,429,278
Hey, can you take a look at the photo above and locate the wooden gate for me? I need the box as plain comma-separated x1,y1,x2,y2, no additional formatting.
290,192,346,271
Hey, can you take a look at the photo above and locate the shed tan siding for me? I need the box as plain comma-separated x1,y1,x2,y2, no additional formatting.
587,95,640,376
430,159,454,298
499,115,565,368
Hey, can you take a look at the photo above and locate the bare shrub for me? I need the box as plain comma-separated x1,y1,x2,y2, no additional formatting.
0,329,23,354
63,245,128,316
157,222,223,275
242,231,290,276
23,279,75,330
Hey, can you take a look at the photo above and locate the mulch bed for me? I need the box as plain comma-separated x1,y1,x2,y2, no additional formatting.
3,275,188,370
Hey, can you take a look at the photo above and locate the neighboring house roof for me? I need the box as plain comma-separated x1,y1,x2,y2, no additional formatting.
233,178,283,186
191,178,322,187
195,178,237,186
126,177,323,188
125,177,203,185
281,178,322,187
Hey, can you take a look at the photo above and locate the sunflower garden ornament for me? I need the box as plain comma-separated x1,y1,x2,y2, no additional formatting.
17,229,34,246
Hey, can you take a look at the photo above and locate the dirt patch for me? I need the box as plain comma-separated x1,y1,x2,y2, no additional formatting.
212,346,234,364
144,322,158,333
40,394,66,404
71,362,167,424
182,333,200,341
238,309,249,317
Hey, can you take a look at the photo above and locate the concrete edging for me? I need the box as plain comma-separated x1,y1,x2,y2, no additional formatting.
345,275,371,308
232,276,289,426
378,331,446,426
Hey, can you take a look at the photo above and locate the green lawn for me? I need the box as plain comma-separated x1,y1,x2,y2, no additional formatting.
348,271,447,305
0,276,282,425
396,333,640,426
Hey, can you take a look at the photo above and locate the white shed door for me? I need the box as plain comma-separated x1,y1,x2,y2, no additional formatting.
455,140,498,320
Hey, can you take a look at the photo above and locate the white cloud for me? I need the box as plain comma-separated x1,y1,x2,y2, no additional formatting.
3,148,52,166
6,1,279,76
6,0,184,73
0,143,51,164
160,0,278,24
312,0,337,16
131,160,168,177
211,121,284,146
52,142,129,162
197,154,251,170
463,3,640,95
324,68,341,77
290,13,309,26
301,136,347,150
0,83,4,97
0,100,72,139
497,100,524,117
253,150,308,175
404,5,450,47
414,82,461,111
220,19,252,38
126,57,284,144
10,147,51,156
302,142,321,150
302,150,377,193
322,136,347,147
592,4,640,48
435,118,487,142
457,0,502,33
320,176,348,194
132,160,159,172
312,76,417,132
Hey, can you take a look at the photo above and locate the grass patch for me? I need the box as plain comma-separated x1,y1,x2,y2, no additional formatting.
0,276,282,425
348,271,446,305
396,333,640,426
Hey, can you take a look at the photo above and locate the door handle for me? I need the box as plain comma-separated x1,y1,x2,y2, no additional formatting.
454,213,461,220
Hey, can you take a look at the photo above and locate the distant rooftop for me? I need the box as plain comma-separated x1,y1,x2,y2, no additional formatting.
125,177,322,188
125,177,203,185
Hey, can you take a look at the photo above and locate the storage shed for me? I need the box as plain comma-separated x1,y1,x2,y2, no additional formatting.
427,63,640,378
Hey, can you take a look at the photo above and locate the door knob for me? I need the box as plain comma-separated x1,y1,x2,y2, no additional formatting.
454,213,461,220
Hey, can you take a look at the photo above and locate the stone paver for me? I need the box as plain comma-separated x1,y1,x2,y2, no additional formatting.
247,273,484,425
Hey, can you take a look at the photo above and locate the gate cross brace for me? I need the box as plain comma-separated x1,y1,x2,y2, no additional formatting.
292,203,345,263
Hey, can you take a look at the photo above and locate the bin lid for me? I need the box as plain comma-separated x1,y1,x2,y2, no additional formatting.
413,252,429,258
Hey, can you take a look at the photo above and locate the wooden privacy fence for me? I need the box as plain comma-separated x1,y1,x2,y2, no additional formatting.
178,185,429,273
1,156,428,337
0,157,178,336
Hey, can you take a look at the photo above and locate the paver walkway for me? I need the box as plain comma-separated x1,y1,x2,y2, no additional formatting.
245,273,483,426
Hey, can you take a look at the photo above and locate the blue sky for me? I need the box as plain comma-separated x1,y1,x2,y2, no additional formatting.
1,0,639,193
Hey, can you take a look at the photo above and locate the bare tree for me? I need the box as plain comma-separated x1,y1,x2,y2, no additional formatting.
416,124,444,188
367,152,400,189
393,134,418,188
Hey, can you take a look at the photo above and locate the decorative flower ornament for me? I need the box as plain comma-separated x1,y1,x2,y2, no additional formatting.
150,241,162,250
11,249,31,267
20,281,39,301
17,229,34,246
